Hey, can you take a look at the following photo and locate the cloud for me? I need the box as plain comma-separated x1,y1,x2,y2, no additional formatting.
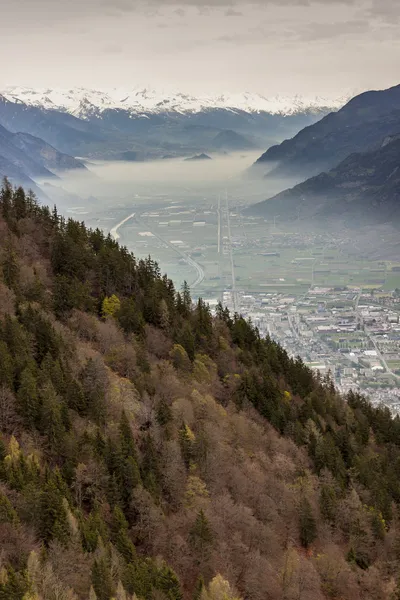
225,8,243,16
297,18,370,41
1,0,399,98
173,7,186,16
2,0,399,22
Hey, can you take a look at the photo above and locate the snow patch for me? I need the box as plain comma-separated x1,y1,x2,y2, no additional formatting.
2,86,350,119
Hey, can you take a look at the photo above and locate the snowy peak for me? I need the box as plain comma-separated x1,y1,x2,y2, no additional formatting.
2,86,350,119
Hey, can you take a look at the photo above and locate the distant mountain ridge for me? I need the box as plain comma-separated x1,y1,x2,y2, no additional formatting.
254,83,400,180
2,86,350,118
0,87,351,161
184,153,212,161
247,134,400,224
211,129,257,151
0,122,85,188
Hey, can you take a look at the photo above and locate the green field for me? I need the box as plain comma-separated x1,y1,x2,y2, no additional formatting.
114,206,399,299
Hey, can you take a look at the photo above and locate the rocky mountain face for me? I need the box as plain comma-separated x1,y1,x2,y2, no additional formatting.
0,122,86,188
247,135,400,224
254,83,400,180
0,88,347,160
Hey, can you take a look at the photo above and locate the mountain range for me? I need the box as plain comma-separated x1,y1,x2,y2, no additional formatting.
2,86,348,118
254,83,400,180
249,83,400,224
0,88,347,160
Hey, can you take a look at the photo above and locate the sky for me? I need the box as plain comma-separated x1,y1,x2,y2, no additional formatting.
1,0,399,97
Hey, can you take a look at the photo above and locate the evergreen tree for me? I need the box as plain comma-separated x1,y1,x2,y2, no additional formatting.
111,505,136,563
0,177,13,222
189,510,214,564
17,367,39,428
319,483,337,523
2,238,19,290
119,411,137,459
0,341,14,390
299,497,317,548
40,474,70,546
91,557,114,600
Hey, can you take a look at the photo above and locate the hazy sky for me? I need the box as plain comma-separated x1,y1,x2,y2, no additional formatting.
1,0,399,96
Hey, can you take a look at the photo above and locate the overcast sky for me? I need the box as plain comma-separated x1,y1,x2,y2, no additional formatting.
1,0,399,97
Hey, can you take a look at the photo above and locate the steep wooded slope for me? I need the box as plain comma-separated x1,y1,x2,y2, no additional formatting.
1,180,400,600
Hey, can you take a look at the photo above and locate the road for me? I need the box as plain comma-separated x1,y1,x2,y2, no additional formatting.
134,212,205,289
110,209,205,288
365,331,400,382
354,288,400,381
217,194,221,254
225,191,239,313
110,212,136,241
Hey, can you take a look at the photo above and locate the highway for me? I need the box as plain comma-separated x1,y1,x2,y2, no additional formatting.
110,212,136,241
225,191,239,313
111,210,205,289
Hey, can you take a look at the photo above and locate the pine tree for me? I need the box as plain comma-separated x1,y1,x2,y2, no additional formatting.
38,381,66,446
0,341,14,390
13,187,28,221
156,564,183,600
17,367,39,428
111,505,136,563
0,177,13,222
91,557,114,600
0,492,19,524
119,411,137,459
182,281,191,314
189,510,214,564
299,497,317,548
2,238,19,290
319,483,337,523
193,576,205,600
40,474,70,546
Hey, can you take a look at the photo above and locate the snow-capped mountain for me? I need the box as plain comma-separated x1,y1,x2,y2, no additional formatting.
2,86,350,119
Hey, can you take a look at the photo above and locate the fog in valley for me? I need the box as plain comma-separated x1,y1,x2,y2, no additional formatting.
39,152,284,213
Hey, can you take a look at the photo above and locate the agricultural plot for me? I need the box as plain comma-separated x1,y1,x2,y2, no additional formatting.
106,199,399,300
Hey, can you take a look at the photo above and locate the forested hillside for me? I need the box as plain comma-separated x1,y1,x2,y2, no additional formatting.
1,179,400,600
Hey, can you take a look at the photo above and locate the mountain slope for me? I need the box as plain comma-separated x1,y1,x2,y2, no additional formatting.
0,181,400,599
211,129,257,151
0,123,54,180
0,122,86,188
247,135,400,224
254,83,400,179
11,131,86,172
0,94,107,155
